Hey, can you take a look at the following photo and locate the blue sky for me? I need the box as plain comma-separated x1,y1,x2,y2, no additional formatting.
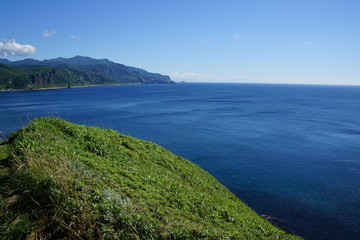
1,0,359,85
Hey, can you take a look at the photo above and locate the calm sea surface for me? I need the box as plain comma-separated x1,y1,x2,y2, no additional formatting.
1,83,360,239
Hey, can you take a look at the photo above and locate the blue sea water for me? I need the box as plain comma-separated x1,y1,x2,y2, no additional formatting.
1,83,360,239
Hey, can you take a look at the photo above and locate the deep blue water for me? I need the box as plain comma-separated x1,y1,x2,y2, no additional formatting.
1,83,360,239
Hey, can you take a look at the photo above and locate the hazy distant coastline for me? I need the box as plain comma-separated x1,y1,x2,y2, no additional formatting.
0,83,140,92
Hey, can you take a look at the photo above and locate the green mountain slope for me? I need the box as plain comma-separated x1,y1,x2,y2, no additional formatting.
0,63,25,87
0,56,173,90
0,64,113,89
43,56,172,84
0,118,300,239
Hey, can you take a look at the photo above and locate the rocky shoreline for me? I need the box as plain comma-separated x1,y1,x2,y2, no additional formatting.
0,83,139,92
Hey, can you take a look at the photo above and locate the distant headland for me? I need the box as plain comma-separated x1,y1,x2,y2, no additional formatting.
0,56,174,91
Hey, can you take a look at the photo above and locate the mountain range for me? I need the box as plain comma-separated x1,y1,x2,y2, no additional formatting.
0,56,173,90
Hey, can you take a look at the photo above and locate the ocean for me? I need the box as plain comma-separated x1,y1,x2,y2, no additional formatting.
1,83,360,239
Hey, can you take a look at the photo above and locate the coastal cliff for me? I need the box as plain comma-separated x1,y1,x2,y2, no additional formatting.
0,56,173,90
0,118,300,239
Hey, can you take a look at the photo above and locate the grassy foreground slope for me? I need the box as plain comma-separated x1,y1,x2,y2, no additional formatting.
0,118,301,239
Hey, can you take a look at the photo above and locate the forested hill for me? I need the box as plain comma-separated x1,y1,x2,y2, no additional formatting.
0,56,173,90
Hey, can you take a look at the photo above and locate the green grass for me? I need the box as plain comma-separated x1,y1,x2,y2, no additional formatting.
0,118,301,239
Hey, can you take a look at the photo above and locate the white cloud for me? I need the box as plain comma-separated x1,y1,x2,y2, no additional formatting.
303,41,314,46
170,72,215,80
200,37,214,45
231,75,255,81
169,72,255,83
42,30,56,37
0,39,36,57
233,34,241,40
69,35,80,40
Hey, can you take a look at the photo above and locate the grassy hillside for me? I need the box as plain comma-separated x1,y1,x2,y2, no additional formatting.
0,118,301,239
